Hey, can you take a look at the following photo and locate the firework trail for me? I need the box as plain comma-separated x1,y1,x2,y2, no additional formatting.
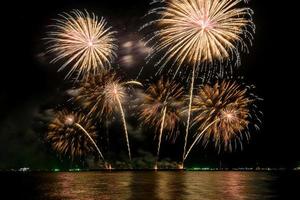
47,110,105,162
142,0,254,166
184,118,220,161
182,64,195,166
104,80,142,161
156,106,167,168
138,78,184,167
74,123,106,163
183,80,261,161
45,10,117,79
75,70,142,161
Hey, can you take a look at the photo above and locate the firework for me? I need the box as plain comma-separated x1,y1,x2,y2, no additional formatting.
47,110,105,161
75,70,142,161
45,10,117,78
184,80,261,160
143,0,254,73
74,70,119,120
138,78,184,167
142,0,254,166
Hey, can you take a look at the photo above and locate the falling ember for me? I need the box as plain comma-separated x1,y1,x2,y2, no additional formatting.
45,10,117,78
183,80,261,161
47,110,105,162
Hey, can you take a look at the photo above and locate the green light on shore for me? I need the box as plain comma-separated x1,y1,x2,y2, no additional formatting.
192,167,201,170
187,167,212,171
69,168,81,172
53,168,60,172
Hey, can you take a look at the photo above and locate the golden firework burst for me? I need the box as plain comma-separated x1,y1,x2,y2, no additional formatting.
139,78,184,137
74,70,142,119
187,80,258,154
138,77,184,168
74,70,120,120
143,0,254,73
74,70,142,161
45,10,117,78
47,110,105,160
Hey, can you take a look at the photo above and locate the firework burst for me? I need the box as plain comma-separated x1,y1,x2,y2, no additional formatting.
74,70,119,120
47,110,105,161
45,10,117,78
142,0,254,74
184,80,261,160
138,78,184,167
74,70,142,161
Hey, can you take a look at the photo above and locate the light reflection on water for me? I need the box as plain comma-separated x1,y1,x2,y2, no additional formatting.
1,171,299,200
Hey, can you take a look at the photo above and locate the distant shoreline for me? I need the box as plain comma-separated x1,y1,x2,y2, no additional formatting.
1,168,300,173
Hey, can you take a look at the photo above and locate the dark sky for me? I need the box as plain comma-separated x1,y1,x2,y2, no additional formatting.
0,0,297,169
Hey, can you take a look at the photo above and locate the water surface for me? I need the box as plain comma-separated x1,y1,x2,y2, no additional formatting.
1,171,298,199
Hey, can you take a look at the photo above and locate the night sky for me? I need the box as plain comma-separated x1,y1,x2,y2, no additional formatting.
0,0,297,169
